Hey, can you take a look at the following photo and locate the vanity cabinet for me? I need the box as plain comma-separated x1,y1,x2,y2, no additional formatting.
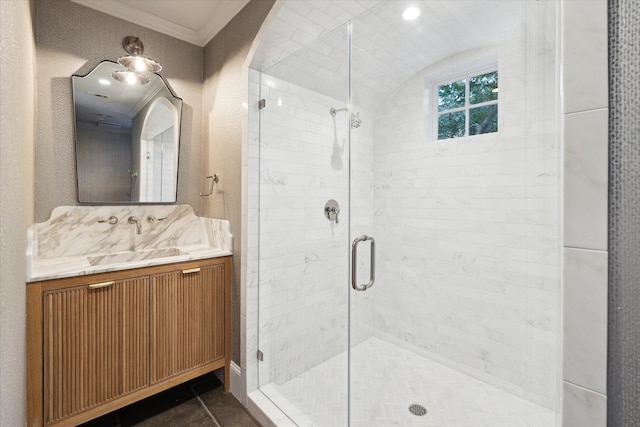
150,264,226,383
27,256,231,427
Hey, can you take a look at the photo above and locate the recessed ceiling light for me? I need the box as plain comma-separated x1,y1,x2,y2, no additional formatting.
98,79,111,85
403,6,421,21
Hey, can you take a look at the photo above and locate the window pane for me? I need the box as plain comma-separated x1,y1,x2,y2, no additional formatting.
438,111,466,140
438,80,465,112
469,71,498,105
469,105,498,135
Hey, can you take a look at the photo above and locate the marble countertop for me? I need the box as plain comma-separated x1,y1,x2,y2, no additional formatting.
27,205,233,283
28,245,232,282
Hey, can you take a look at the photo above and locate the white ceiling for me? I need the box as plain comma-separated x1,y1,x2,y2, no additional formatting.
70,0,251,46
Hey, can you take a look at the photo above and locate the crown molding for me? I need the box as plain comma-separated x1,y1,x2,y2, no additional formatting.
198,0,251,46
70,0,251,46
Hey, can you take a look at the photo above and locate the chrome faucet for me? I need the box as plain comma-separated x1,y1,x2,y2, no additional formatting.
128,216,142,234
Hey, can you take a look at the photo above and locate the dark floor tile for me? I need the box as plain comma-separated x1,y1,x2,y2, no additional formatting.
206,403,260,427
195,385,260,427
127,398,216,427
192,376,242,409
77,373,259,427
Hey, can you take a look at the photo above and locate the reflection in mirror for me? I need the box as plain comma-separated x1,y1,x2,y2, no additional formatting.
73,61,182,204
139,98,176,202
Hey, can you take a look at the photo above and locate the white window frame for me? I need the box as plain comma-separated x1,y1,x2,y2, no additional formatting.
432,65,499,141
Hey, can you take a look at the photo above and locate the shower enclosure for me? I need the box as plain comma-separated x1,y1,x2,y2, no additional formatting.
253,1,560,425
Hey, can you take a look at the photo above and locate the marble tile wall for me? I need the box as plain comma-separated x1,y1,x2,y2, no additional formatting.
371,4,560,408
247,0,560,416
31,205,225,259
251,0,381,71
561,1,609,426
253,73,375,387
243,2,617,425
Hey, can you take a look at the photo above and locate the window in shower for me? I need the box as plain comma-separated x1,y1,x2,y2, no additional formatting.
435,69,498,140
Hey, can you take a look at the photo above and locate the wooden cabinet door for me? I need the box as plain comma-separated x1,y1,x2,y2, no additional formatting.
150,263,226,383
43,277,149,425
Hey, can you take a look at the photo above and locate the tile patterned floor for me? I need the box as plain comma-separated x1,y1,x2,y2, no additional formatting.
266,337,557,427
79,374,260,427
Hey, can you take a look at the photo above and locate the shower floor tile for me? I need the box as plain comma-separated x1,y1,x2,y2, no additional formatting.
265,337,556,427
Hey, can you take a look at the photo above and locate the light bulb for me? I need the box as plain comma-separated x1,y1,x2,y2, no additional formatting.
134,57,146,72
126,72,137,85
403,6,420,21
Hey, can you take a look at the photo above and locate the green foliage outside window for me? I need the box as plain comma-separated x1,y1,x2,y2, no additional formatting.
469,104,498,135
438,80,466,112
469,72,498,105
437,70,498,140
438,111,465,139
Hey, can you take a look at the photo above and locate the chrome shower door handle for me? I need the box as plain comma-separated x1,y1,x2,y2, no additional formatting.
351,235,375,291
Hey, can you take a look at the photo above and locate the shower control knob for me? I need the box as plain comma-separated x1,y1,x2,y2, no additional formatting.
324,199,340,224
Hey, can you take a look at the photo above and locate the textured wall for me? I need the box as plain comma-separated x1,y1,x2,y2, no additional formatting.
76,126,132,201
202,0,275,364
608,0,640,424
0,0,36,425
35,0,203,222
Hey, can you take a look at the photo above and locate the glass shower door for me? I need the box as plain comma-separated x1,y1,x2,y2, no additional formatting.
347,1,560,426
256,1,560,426
257,23,352,426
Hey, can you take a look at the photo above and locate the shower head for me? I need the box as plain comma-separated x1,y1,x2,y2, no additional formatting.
330,106,362,128
330,107,346,116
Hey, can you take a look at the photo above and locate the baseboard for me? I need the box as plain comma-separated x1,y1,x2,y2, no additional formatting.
230,361,246,405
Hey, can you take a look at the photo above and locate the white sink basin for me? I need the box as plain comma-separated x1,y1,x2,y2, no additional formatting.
87,248,186,266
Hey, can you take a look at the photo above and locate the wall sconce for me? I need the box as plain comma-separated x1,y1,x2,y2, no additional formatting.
111,36,162,85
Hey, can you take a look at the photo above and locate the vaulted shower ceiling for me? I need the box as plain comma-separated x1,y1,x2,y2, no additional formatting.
259,0,523,111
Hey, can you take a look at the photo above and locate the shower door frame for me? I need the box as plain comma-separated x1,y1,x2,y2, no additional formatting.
255,20,354,427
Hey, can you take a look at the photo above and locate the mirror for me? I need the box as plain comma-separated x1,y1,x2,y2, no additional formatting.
72,61,182,203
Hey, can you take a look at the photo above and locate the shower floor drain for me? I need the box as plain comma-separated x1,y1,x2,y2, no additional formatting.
409,404,427,416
